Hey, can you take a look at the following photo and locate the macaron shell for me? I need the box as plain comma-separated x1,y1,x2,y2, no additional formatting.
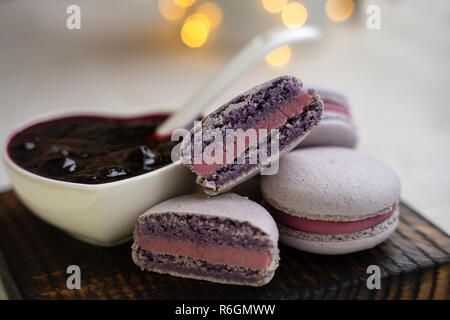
141,193,279,245
261,147,401,219
278,208,399,255
299,119,357,148
307,87,350,110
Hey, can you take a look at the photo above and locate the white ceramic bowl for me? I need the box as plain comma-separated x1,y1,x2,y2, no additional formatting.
2,110,196,247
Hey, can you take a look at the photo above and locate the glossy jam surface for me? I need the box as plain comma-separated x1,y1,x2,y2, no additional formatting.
8,115,176,184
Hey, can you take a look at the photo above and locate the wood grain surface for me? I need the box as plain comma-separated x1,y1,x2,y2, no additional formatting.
0,190,448,300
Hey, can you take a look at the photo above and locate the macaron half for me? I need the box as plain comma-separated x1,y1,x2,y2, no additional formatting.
261,147,401,255
180,76,323,195
132,193,279,286
298,88,357,148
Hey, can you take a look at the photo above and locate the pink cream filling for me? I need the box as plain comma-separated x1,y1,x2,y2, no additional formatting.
138,237,272,270
268,204,396,235
324,102,351,119
192,94,311,176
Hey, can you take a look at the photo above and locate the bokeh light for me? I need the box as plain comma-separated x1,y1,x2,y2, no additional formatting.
325,0,355,22
159,0,186,21
186,13,211,31
265,45,292,67
197,2,223,29
262,0,288,14
181,20,209,48
173,0,196,8
281,2,308,28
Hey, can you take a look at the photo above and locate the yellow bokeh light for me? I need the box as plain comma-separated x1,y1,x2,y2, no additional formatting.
159,0,186,21
181,20,209,48
265,45,292,67
173,0,196,8
262,0,287,14
281,2,308,28
186,13,211,31
197,2,223,29
326,0,355,22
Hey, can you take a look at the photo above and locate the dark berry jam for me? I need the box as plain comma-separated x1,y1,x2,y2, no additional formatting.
7,114,177,184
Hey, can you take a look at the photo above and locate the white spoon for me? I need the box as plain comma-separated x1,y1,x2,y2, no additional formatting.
156,25,322,138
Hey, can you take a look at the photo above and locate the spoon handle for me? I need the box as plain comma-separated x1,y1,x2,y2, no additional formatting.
156,26,322,137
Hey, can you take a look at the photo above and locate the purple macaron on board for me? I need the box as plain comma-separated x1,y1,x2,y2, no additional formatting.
132,193,280,286
298,87,358,148
261,147,401,255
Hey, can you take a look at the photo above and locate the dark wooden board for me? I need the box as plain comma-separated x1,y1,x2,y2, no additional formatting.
0,190,448,300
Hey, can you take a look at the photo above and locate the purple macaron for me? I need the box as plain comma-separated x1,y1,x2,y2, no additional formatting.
180,76,324,195
261,147,401,255
132,193,280,286
298,88,357,148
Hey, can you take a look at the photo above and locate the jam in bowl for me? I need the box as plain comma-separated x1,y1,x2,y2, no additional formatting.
7,114,177,184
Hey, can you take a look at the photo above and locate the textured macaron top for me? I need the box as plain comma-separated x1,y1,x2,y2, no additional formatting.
261,147,401,220
140,193,279,245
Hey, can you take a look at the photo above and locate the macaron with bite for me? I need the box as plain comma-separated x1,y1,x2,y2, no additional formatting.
180,76,323,196
261,147,401,255
298,88,357,148
132,193,279,286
